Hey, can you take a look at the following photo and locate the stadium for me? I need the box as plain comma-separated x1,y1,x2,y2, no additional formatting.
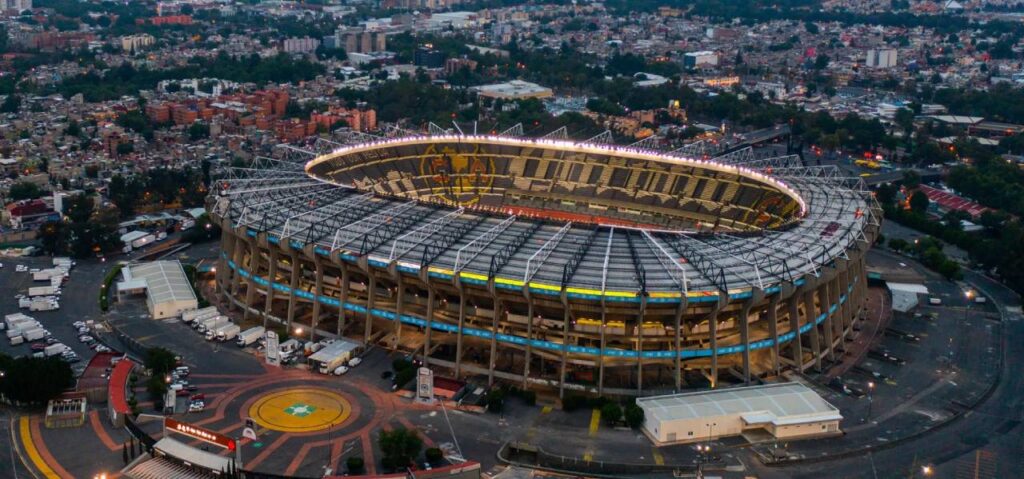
209,131,880,396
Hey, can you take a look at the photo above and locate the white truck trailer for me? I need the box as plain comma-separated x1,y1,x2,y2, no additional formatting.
197,315,229,334
310,339,364,374
205,322,236,341
22,327,46,342
215,323,241,342
28,286,58,297
30,300,59,311
236,326,265,347
182,306,218,323
44,343,68,357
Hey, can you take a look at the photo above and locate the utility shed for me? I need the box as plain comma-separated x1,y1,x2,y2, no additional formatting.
118,261,198,319
636,383,842,445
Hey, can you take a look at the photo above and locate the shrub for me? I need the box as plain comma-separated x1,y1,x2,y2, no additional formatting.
425,447,443,464
486,388,506,413
624,404,645,429
346,456,364,474
601,402,623,425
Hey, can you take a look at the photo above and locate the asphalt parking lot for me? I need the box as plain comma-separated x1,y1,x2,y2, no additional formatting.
0,256,117,374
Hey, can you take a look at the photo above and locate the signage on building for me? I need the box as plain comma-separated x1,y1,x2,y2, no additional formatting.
266,330,280,366
416,367,434,403
164,417,236,451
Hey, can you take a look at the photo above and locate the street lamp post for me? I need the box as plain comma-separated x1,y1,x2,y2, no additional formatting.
964,290,974,322
867,381,875,421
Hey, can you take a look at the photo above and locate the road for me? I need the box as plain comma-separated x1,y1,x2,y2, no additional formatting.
764,268,1022,478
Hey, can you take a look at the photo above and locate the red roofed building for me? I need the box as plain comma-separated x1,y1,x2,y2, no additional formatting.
917,184,990,218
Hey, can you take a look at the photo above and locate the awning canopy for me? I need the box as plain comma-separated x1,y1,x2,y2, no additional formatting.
154,437,232,473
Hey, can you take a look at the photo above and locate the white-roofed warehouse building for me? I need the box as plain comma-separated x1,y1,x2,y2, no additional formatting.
636,383,842,445
117,261,199,320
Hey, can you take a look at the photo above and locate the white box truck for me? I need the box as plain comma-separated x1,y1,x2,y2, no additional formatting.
22,328,46,342
236,326,265,347
10,336,23,345
216,323,241,342
197,315,228,334
28,286,57,297
132,234,156,249
44,343,68,357
30,300,58,311
205,322,236,341
188,311,220,327
182,306,218,323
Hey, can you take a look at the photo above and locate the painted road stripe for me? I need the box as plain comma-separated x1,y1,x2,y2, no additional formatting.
589,409,601,437
652,447,665,466
19,416,59,478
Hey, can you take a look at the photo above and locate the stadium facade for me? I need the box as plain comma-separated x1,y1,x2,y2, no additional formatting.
210,134,880,396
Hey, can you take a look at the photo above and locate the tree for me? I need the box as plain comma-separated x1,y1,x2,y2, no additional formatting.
144,347,177,377
888,238,910,252
378,428,422,471
65,119,82,137
346,456,364,474
0,94,20,113
8,181,43,200
0,354,74,405
601,402,623,425
188,122,210,141
909,190,930,213
425,447,443,465
624,404,645,429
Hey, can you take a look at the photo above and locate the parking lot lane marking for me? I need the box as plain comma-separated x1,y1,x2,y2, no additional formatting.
19,416,66,478
88,410,120,452
652,447,665,466
588,409,601,437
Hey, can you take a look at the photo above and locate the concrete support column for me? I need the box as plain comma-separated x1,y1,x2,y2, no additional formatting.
767,294,781,375
285,253,301,331
521,296,534,390
818,282,835,362
454,288,467,378
229,236,248,310
364,274,376,344
488,295,501,387
787,293,804,369
310,258,323,344
242,239,260,321
337,262,349,337
394,276,404,350
217,230,236,300
803,291,822,372
673,298,686,392
423,287,434,367
738,292,761,385
262,249,279,330
708,298,723,388
636,295,647,395
598,308,607,396
558,300,570,399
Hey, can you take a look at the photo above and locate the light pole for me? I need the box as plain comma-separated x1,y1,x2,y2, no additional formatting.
964,290,974,322
867,381,875,422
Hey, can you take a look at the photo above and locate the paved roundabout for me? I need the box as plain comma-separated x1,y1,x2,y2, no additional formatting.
249,387,353,433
